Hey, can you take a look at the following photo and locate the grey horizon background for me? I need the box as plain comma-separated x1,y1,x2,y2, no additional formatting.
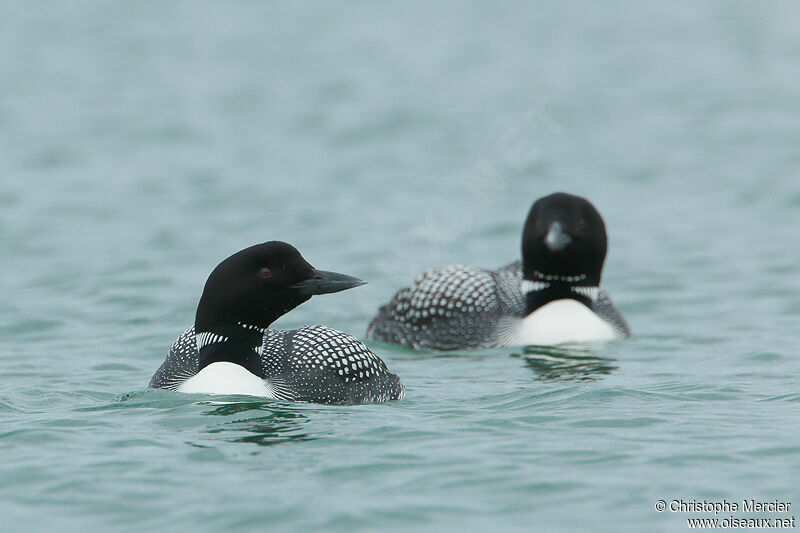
1,1,799,532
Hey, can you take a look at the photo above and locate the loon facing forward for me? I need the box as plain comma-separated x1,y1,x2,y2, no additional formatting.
150,241,404,404
366,193,630,350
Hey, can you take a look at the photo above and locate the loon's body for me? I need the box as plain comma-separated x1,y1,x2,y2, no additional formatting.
367,260,628,350
367,193,630,350
149,242,404,404
150,325,402,403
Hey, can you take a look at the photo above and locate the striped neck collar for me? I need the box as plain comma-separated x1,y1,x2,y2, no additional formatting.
521,279,600,302
528,270,588,284
195,321,267,353
195,331,229,351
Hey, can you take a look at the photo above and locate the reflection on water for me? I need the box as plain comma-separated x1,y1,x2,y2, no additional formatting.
201,400,279,417
512,345,618,382
202,400,318,447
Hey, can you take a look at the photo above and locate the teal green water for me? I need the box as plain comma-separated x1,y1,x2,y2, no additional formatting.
2,2,800,531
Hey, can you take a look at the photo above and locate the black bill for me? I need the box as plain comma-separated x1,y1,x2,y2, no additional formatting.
289,269,367,296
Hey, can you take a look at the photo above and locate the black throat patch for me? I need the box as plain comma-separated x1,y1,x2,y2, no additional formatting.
196,337,265,378
523,281,599,315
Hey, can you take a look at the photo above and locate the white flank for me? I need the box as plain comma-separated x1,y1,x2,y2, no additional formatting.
510,299,621,346
177,362,276,398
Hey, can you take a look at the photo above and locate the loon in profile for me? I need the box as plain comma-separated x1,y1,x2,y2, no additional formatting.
150,241,404,404
367,193,630,350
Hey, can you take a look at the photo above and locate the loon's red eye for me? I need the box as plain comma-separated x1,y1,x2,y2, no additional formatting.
259,267,272,278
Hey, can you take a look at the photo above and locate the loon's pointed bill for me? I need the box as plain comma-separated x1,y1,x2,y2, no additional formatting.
366,193,630,350
150,241,403,404
289,269,366,296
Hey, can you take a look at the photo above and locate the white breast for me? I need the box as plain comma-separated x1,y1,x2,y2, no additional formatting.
177,362,275,398
508,299,621,346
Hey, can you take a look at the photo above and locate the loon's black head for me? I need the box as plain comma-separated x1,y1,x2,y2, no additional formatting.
194,241,365,346
521,193,607,287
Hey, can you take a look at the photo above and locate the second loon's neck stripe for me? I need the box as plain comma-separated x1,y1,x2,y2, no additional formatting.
521,281,601,302
572,286,600,301
529,270,588,283
520,280,549,293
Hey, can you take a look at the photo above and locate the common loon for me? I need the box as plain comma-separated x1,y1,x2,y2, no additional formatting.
366,193,630,350
150,241,404,403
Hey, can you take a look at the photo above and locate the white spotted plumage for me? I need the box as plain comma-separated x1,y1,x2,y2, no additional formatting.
367,261,629,350
151,325,403,403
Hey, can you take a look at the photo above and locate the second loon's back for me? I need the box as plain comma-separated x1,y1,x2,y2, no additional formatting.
366,261,525,351
366,260,630,350
367,193,632,350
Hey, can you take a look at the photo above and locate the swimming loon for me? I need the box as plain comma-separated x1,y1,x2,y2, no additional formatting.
149,241,404,403
366,193,630,350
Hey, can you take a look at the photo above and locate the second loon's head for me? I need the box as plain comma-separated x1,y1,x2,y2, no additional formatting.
194,241,365,346
521,193,608,287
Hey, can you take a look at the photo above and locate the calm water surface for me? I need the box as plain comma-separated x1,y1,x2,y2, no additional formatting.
1,2,799,531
